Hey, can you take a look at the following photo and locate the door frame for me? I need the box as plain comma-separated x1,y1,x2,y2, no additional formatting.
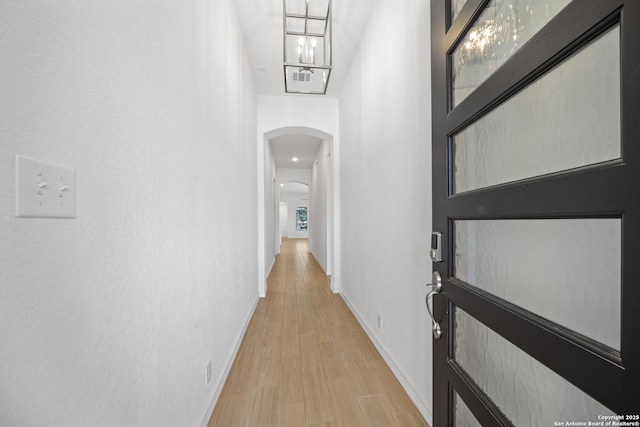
430,0,640,425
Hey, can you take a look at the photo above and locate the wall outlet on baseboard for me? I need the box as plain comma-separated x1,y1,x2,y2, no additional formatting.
377,314,382,331
206,361,212,386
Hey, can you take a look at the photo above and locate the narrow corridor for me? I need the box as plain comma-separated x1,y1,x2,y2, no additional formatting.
209,238,429,426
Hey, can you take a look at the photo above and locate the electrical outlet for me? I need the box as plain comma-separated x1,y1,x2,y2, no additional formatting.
377,314,382,331
206,361,212,386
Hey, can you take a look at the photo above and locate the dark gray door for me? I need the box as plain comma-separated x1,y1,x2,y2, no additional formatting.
430,0,640,425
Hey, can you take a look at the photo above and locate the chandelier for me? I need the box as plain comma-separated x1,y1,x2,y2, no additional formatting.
283,0,332,95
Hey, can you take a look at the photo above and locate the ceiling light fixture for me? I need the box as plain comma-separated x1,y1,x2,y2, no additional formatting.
283,0,332,95
292,157,299,162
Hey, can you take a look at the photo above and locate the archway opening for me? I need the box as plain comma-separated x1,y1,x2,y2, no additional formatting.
259,126,336,297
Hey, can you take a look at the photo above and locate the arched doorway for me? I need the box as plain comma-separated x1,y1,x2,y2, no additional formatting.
258,126,338,297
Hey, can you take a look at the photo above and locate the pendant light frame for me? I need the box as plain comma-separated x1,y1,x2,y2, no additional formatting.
283,0,333,95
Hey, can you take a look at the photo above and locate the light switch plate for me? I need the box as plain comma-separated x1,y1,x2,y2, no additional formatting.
15,155,76,218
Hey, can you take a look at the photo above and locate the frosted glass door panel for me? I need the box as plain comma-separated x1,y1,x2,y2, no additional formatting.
455,309,614,426
450,0,467,22
454,219,621,350
453,26,620,194
454,392,481,427
452,0,571,106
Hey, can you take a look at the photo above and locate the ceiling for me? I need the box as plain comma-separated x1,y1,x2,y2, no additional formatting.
232,0,378,98
270,134,323,168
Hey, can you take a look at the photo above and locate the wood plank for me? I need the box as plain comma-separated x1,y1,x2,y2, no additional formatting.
298,312,316,335
280,356,304,404
313,315,335,343
319,341,349,382
281,402,306,426
329,378,369,427
247,384,280,427
368,358,427,420
395,410,431,427
358,394,399,427
258,344,282,386
302,364,336,424
351,329,382,361
341,350,384,397
281,322,300,358
299,333,323,369
208,379,245,426
328,323,358,353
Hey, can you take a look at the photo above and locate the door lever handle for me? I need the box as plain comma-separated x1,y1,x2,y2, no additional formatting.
426,271,443,339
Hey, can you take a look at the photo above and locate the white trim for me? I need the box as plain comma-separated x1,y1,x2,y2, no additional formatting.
330,282,339,294
257,134,267,297
340,293,433,426
200,297,260,427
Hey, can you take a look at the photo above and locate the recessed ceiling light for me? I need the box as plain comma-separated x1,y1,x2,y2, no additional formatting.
292,157,298,162
280,184,284,187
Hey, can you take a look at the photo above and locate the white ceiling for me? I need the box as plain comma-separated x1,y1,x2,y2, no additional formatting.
232,0,378,98
270,134,323,168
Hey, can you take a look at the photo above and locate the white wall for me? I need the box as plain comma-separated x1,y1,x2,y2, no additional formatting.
310,140,330,273
257,97,340,295
338,0,433,423
0,1,258,426
279,203,288,238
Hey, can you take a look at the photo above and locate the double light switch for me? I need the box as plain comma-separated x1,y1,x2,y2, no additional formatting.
15,155,76,218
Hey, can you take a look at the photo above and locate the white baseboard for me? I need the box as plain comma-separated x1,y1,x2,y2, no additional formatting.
340,293,433,426
200,297,259,427
330,283,339,294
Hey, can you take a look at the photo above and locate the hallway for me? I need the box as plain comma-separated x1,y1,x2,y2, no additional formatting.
209,238,428,426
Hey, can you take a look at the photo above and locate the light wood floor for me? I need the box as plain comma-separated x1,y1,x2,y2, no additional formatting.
209,238,429,427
